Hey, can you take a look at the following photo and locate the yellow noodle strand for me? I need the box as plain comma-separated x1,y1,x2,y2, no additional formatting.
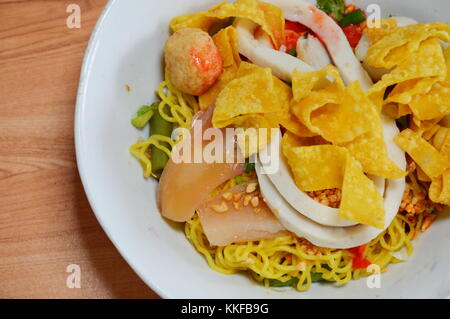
130,71,197,178
130,135,175,178
185,213,418,292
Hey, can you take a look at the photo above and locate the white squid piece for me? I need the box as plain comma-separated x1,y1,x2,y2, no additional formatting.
235,18,316,82
257,115,406,249
263,0,373,90
260,131,387,228
296,33,332,69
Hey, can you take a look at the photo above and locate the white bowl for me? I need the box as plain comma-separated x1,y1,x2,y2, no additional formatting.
75,0,450,298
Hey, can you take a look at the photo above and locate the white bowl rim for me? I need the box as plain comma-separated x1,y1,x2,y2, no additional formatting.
74,0,168,298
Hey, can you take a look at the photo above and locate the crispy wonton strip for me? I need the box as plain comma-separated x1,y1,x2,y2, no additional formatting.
199,26,241,110
282,144,385,228
394,129,450,179
290,65,405,178
170,0,285,49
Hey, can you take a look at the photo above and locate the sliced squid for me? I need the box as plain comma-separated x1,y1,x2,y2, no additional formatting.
157,108,244,222
263,0,373,90
296,33,332,70
235,18,316,82
254,26,275,49
261,131,356,227
355,16,418,81
256,167,405,249
196,180,288,246
260,131,387,228
256,116,406,248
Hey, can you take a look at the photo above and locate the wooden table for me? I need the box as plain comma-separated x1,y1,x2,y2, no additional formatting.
0,0,159,298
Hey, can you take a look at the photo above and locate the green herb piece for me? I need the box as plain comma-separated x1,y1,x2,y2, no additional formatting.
244,162,255,174
287,48,297,56
268,278,299,287
339,9,366,27
131,103,158,129
310,272,324,282
149,106,173,179
316,0,345,21
234,176,246,184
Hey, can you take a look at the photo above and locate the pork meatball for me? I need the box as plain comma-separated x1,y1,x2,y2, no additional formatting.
164,28,223,96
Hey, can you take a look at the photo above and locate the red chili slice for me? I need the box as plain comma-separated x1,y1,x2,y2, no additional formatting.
284,20,312,51
285,30,301,51
342,24,363,49
285,20,310,34
348,244,372,269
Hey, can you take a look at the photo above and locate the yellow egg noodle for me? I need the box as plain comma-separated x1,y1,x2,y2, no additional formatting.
185,213,418,291
183,172,421,291
130,72,198,178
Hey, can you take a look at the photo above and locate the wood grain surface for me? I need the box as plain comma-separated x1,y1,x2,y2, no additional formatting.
0,0,159,298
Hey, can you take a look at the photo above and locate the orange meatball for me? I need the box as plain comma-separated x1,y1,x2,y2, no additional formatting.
164,28,223,96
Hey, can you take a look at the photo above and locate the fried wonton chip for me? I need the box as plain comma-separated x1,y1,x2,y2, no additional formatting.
411,116,443,139
281,131,329,151
282,144,345,191
366,22,450,69
272,75,315,138
199,26,241,110
432,126,450,151
282,143,385,228
341,123,407,179
214,26,241,68
200,68,237,110
428,126,450,205
170,0,285,49
340,154,385,229
382,103,411,119
212,62,279,156
234,60,262,77
394,129,450,178
291,66,377,144
238,61,315,137
366,19,398,44
290,65,405,178
429,170,450,205
233,114,279,157
408,47,450,121
387,75,443,106
368,38,447,111
282,131,307,149
213,63,277,127
417,166,432,182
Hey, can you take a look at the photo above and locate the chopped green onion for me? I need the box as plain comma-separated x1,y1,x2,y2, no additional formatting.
316,0,345,21
268,278,299,287
131,103,158,129
339,9,366,27
244,162,255,174
149,106,173,179
234,176,246,184
287,48,297,56
311,272,324,282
